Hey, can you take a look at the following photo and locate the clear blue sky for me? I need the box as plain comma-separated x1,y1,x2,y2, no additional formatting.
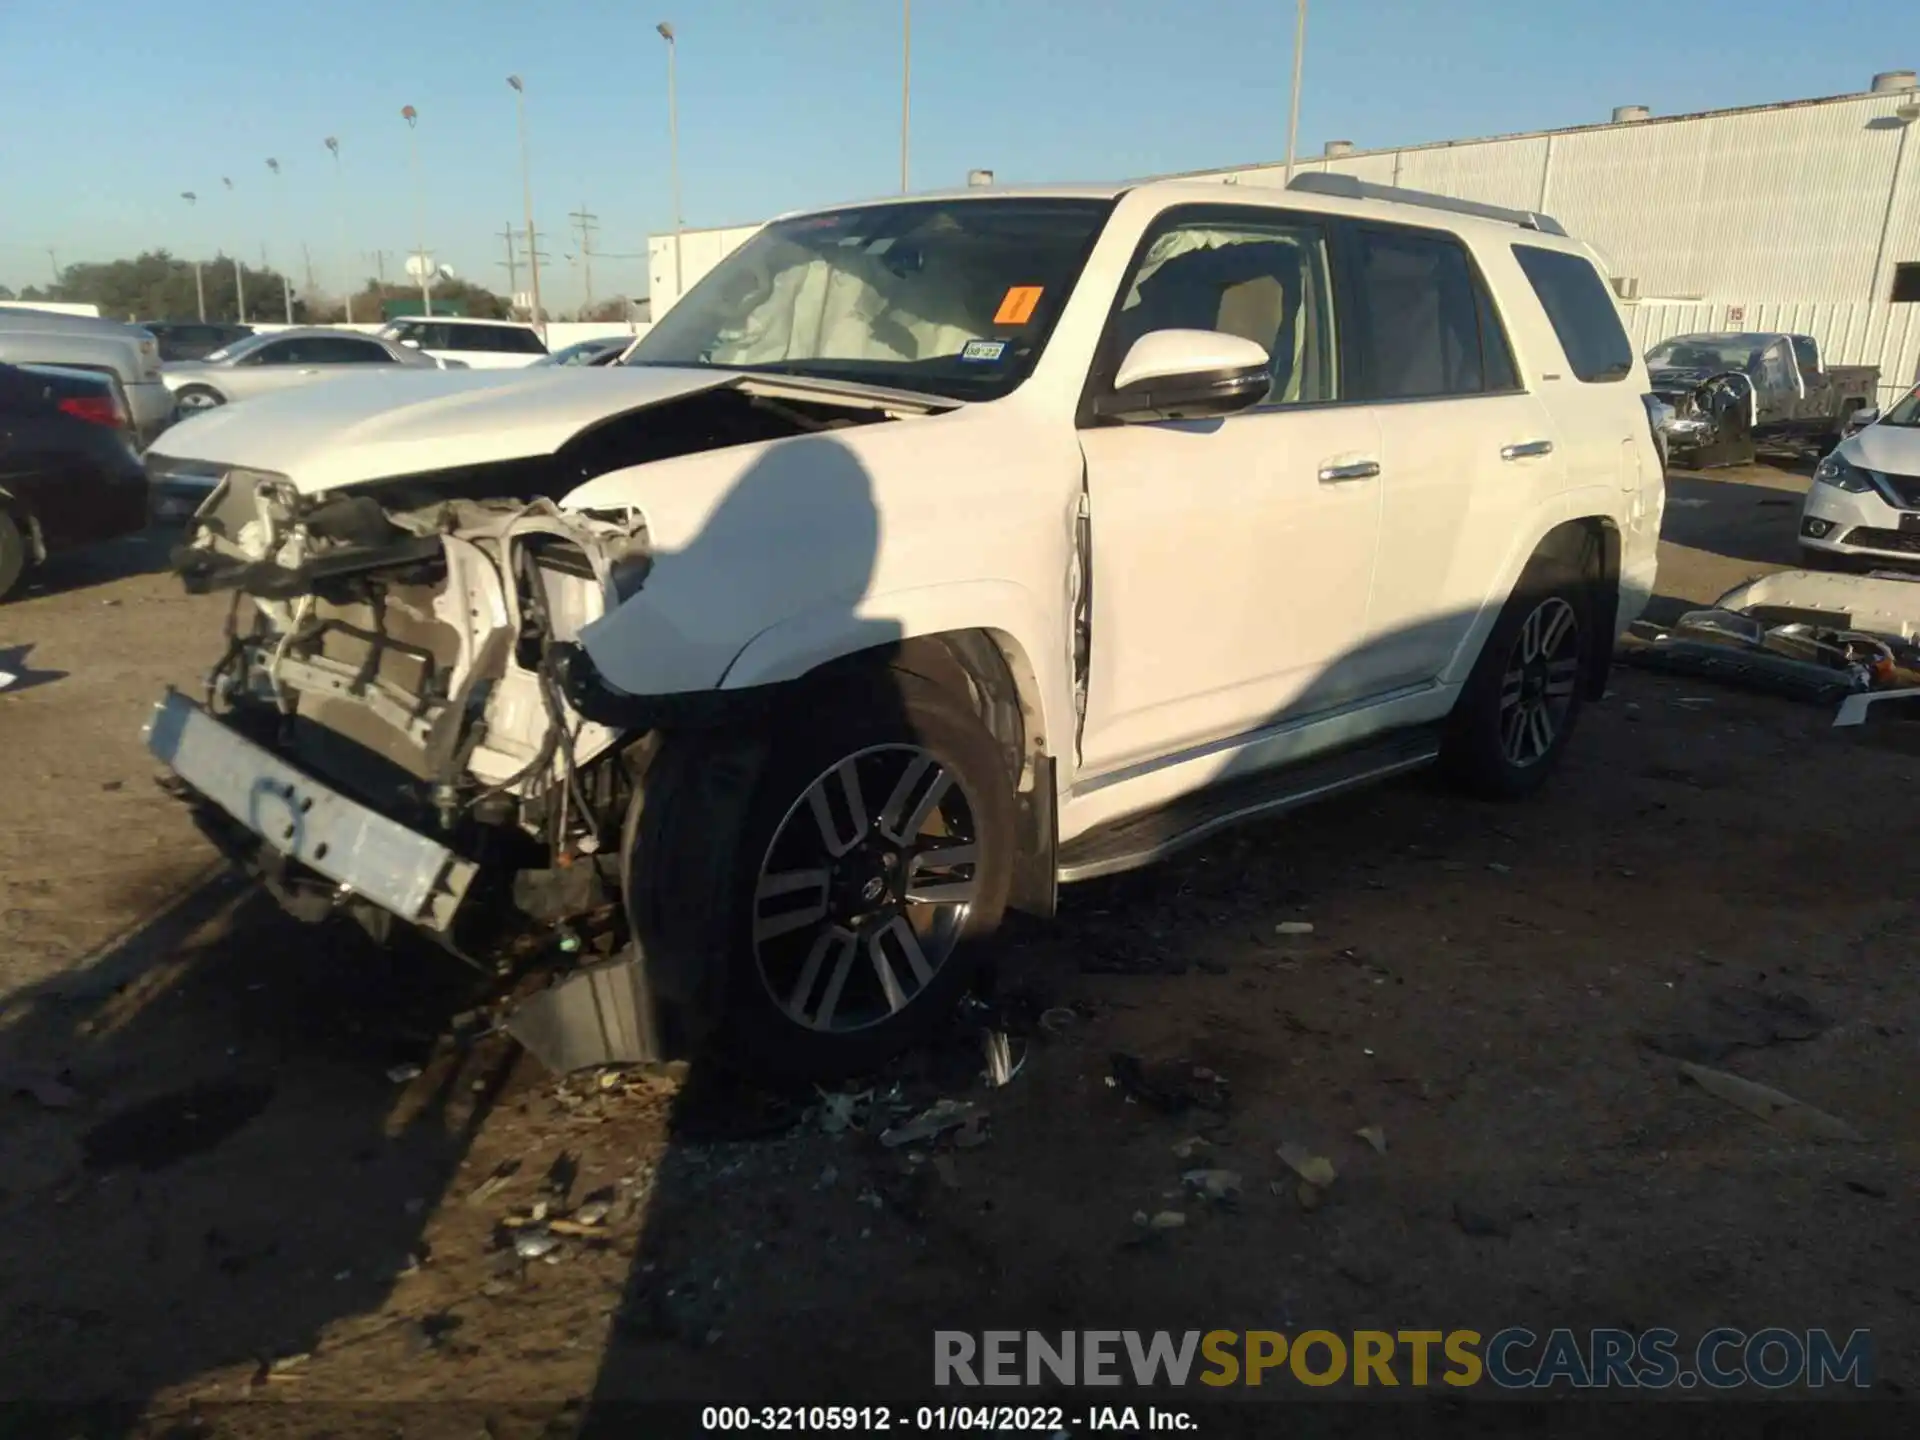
0,0,1911,308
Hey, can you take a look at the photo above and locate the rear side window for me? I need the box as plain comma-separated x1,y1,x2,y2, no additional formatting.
459,324,544,353
1345,225,1514,400
1512,245,1633,382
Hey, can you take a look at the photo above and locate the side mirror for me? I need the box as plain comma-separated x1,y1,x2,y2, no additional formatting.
1095,329,1272,423
399,337,422,348
1847,407,1879,433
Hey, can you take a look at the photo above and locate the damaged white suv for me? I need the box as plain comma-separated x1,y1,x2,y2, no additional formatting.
143,174,1665,1075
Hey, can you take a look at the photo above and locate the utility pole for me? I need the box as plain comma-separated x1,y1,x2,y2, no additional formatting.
266,158,293,322
570,202,600,313
497,223,520,307
371,249,390,288
234,256,246,323
182,192,206,321
507,75,545,332
46,248,59,286
1284,0,1308,182
302,242,317,314
901,0,911,192
325,137,353,323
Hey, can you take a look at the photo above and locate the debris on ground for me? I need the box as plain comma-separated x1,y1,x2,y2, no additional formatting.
1452,1202,1513,1239
931,1156,960,1189
569,1187,616,1227
952,1114,990,1149
1171,1135,1213,1160
816,1087,874,1136
1275,921,1315,936
1038,1007,1080,1034
1277,1142,1337,1189
1109,1053,1231,1113
1678,1061,1866,1142
981,1030,1025,1088
879,1098,978,1149
1622,569,1920,705
1,1063,80,1110
511,1227,561,1261
1641,986,1828,1063
1142,1210,1186,1231
1845,1179,1890,1199
465,1159,522,1207
1355,1125,1388,1155
384,1063,423,1085
1181,1168,1244,1203
250,1352,311,1386
542,1151,580,1201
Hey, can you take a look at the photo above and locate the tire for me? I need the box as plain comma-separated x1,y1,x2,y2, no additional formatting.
628,666,1016,1078
1442,551,1592,800
0,510,27,601
174,385,225,414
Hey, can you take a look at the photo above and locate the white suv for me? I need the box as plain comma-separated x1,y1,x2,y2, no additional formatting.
375,316,548,369
141,174,1665,1075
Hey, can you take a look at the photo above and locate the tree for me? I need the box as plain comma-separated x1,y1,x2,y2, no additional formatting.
32,250,300,323
0,284,13,301
579,296,640,323
332,277,512,322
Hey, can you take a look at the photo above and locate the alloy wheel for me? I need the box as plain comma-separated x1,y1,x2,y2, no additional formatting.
751,744,981,1034
1498,597,1581,767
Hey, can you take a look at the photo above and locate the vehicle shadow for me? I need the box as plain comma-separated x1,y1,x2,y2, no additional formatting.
1656,469,1807,574
0,642,68,694
12,529,174,602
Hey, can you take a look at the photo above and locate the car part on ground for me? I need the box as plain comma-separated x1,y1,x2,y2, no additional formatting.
138,177,1663,1077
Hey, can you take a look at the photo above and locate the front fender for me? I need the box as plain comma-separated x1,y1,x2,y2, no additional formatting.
720,579,1072,754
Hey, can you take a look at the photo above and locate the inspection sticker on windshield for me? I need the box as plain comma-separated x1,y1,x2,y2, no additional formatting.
959,339,1009,363
993,286,1045,325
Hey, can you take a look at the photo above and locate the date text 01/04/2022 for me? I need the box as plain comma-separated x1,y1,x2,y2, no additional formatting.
699,1404,1197,1432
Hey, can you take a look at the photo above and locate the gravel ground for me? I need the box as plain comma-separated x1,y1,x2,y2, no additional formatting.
0,460,1913,1434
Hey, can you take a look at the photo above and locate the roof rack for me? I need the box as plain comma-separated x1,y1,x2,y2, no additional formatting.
1286,172,1568,237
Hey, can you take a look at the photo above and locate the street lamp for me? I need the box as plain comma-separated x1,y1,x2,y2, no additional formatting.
657,21,683,307
901,0,911,192
507,75,545,331
223,176,245,322
401,105,431,316
324,136,353,323
1868,98,1920,309
265,158,294,322
180,192,206,320
1284,0,1308,182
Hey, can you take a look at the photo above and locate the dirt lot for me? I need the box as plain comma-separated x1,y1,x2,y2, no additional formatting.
1,460,1914,1433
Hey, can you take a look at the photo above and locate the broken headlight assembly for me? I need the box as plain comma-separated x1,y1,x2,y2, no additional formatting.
1813,453,1876,494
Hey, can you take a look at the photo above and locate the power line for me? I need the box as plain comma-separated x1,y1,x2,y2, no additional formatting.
568,202,599,311
497,222,519,302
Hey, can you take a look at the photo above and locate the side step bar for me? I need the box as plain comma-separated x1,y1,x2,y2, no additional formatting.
1055,727,1442,884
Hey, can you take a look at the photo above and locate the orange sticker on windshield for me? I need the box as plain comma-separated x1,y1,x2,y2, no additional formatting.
994,285,1044,325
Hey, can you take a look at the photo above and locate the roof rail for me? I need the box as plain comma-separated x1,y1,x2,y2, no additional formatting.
1286,172,1568,237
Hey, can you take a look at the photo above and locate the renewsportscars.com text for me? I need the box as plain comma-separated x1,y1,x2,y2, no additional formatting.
934,1327,1873,1390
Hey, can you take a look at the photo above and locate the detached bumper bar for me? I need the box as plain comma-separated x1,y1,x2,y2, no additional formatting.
143,689,477,931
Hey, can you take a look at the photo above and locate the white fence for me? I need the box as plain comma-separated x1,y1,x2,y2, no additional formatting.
1625,300,1920,407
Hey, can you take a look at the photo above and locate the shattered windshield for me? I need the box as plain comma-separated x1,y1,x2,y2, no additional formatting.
1646,335,1765,374
625,197,1115,401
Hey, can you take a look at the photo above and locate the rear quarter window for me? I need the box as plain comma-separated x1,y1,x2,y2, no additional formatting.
1511,245,1634,383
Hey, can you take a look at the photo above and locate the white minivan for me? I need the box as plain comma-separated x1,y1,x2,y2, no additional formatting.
375,316,549,370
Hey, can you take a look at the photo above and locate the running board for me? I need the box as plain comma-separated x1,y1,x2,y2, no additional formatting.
1055,727,1443,884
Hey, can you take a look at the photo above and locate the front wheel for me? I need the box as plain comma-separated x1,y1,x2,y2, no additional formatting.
1442,553,1592,799
174,385,225,413
629,667,1016,1078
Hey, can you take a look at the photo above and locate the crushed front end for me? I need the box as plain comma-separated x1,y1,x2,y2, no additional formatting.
1648,366,1758,469
146,466,652,973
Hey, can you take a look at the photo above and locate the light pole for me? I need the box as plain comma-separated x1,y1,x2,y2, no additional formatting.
1284,0,1308,182
657,22,683,308
180,192,206,320
324,136,353,323
507,75,545,332
901,0,911,192
223,176,245,322
402,105,432,316
265,158,294,321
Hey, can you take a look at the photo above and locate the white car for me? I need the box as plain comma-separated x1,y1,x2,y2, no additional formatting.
140,174,1664,1075
375,316,549,369
1800,384,1920,567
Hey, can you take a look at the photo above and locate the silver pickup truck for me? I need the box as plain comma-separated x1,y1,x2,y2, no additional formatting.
0,307,171,448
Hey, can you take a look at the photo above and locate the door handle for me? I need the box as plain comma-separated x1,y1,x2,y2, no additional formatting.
1318,459,1381,483
1501,439,1554,461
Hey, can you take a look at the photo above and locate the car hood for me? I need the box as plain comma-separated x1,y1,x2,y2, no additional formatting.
1842,422,1920,476
145,366,747,494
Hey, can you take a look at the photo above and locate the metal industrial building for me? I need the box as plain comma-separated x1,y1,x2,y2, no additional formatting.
649,71,1920,403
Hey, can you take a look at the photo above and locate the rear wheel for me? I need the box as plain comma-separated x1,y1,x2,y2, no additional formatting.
0,510,27,601
174,385,224,413
1442,552,1592,799
629,667,1016,1078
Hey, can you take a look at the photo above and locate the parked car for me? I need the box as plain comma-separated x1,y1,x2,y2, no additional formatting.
1798,382,1920,568
0,362,149,599
0,307,171,448
142,173,1663,1075
534,336,633,367
374,316,549,369
1646,331,1879,467
163,327,453,416
143,321,254,363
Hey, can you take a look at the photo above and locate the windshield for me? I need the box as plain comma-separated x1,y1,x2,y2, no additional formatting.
201,332,274,364
1646,335,1765,373
625,197,1115,401
1883,386,1920,428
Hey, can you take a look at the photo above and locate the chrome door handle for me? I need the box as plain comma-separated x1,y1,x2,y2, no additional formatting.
1501,439,1554,460
1318,460,1381,483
